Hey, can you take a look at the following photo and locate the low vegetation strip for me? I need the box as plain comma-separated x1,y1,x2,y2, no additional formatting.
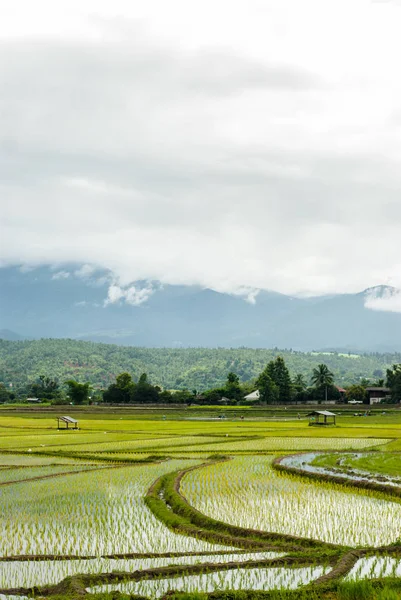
0,549,278,562
0,448,168,465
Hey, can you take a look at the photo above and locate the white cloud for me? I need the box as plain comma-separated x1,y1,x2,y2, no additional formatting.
51,271,70,280
104,283,154,307
1,1,401,297
74,264,97,278
364,286,401,313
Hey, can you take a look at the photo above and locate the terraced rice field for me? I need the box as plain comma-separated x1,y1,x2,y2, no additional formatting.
0,460,238,556
0,551,282,589
181,455,401,547
0,409,401,598
90,565,331,597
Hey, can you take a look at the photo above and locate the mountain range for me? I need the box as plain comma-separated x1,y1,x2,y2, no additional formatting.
1,266,401,351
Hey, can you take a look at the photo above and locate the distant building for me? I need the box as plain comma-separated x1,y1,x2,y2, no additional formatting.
56,416,79,430
365,387,391,405
307,410,336,426
27,397,41,403
244,390,260,401
335,386,346,401
219,396,230,405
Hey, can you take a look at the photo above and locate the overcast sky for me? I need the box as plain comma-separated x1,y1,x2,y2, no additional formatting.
2,0,401,304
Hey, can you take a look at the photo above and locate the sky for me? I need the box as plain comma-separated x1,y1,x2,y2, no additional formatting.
1,0,401,307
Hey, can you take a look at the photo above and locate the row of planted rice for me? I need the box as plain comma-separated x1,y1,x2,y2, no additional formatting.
181,455,401,547
0,465,102,485
49,435,231,454
89,565,330,598
0,454,102,467
0,431,147,451
0,552,283,589
178,437,391,453
0,460,238,557
55,437,392,460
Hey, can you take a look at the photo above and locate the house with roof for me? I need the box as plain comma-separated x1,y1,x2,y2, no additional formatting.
365,387,391,405
244,390,260,402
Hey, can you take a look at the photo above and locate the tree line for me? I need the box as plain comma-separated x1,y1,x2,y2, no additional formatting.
1,338,399,394
2,356,401,405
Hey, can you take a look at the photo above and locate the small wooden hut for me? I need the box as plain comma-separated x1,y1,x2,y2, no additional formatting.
57,416,79,430
307,410,336,427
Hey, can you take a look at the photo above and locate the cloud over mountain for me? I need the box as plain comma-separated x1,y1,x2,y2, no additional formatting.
2,0,401,298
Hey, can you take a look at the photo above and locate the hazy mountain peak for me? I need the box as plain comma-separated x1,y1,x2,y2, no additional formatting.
2,267,401,350
364,285,401,315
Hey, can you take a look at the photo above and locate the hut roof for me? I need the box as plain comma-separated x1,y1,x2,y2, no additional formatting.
307,410,336,417
244,390,260,400
58,416,78,424
335,386,346,393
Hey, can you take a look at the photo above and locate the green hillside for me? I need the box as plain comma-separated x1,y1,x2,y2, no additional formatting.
0,338,398,392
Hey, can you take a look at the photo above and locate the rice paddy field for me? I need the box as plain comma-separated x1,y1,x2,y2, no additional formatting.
1,406,401,599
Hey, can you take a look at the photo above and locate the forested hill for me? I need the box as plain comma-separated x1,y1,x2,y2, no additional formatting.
0,338,398,391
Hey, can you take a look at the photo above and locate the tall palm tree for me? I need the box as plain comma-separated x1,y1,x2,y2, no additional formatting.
311,364,334,402
293,373,307,391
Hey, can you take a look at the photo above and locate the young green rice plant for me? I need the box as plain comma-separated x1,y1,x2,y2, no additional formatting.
0,454,100,467
172,438,390,454
0,552,284,590
0,460,242,557
0,465,101,485
181,456,401,547
337,580,375,600
89,565,330,598
346,557,401,581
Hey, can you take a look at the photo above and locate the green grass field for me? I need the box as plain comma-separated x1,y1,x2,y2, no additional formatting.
1,406,401,599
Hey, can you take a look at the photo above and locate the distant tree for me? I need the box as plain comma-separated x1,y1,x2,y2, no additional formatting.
225,372,242,401
131,373,160,404
0,384,11,403
263,357,292,403
172,389,195,403
386,365,401,403
360,378,371,388
227,372,239,385
293,373,307,393
103,372,135,404
116,372,135,402
30,375,61,401
116,372,134,390
306,384,341,404
103,384,124,404
203,388,226,404
64,380,91,405
256,370,279,404
158,390,174,403
311,364,334,402
345,384,367,404
138,373,148,384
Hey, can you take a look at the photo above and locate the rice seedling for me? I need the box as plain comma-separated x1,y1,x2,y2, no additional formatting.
0,552,284,589
181,456,401,547
345,557,401,581
0,465,102,485
89,565,330,597
337,580,375,600
179,437,391,453
0,460,239,557
0,454,100,467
